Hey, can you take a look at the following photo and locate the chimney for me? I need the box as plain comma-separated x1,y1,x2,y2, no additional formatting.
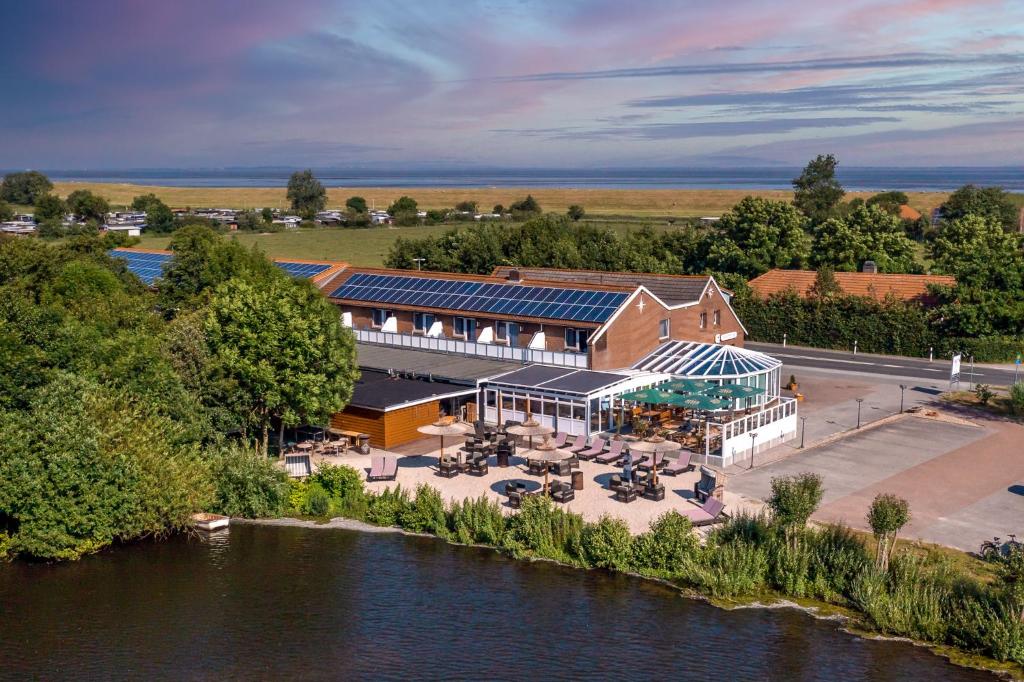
862,260,878,274
507,267,521,283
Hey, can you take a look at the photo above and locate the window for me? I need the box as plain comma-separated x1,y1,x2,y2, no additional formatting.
453,316,476,340
371,308,392,328
564,328,590,351
495,321,518,344
658,318,670,339
495,321,508,342
413,312,435,333
713,309,721,326
699,312,707,329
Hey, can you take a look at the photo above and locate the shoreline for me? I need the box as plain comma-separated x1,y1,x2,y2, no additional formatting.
233,515,1020,680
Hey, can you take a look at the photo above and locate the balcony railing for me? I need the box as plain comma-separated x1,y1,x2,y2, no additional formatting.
353,328,589,368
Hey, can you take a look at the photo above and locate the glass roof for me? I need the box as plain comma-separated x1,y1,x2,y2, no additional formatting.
632,340,781,379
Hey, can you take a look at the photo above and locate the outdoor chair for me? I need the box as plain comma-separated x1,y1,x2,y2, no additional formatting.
367,456,398,481
576,438,607,461
614,487,637,503
507,490,524,508
661,451,695,476
566,435,589,454
527,459,547,476
679,497,727,526
550,432,569,449
637,453,665,473
594,440,625,465
366,456,384,480
468,456,489,476
549,457,578,476
438,455,461,478
552,482,575,504
694,465,723,503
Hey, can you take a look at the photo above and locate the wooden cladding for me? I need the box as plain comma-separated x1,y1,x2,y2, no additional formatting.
331,401,441,450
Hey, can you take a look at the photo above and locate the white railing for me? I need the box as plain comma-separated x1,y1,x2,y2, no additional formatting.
715,397,799,466
354,328,589,368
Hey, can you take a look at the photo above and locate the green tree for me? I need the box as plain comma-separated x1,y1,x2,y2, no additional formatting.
34,194,67,222
66,189,110,222
235,209,263,231
567,204,586,221
866,493,910,570
509,194,542,218
286,170,327,219
455,200,478,213
261,207,274,223
811,204,918,273
208,443,288,517
388,195,418,215
767,472,824,550
132,194,175,233
941,184,1019,231
204,275,359,454
866,190,909,214
705,196,810,277
1,170,53,204
0,199,12,221
793,154,845,224
492,204,504,215
345,196,368,213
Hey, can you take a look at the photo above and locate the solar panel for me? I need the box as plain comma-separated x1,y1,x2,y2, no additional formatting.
275,261,332,279
109,249,173,285
329,273,629,324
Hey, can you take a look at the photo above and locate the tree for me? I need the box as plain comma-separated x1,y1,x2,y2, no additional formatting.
567,204,586,221
810,205,918,273
941,184,1018,231
345,196,368,213
0,170,53,204
204,275,359,455
34,194,67,222
261,207,274,223
808,267,841,298
66,189,110,222
509,195,542,218
132,194,174,233
866,493,910,570
0,199,14,222
767,472,824,550
866,190,909,214
286,170,326,219
388,196,419,226
492,204,504,215
455,200,478,213
704,196,810,277
793,154,845,224
235,210,263,231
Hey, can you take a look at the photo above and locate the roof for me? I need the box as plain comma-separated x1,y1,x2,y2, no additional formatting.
898,205,922,221
491,266,711,306
109,248,172,285
272,258,348,286
748,269,956,303
484,365,632,396
328,269,632,325
355,343,519,384
349,369,476,411
633,341,781,378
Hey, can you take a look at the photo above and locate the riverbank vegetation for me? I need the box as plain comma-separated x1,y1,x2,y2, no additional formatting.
0,228,358,560
263,463,1024,672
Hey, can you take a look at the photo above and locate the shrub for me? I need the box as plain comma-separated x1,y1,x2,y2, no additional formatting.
503,495,584,565
208,444,288,518
448,495,507,546
691,541,769,598
974,383,995,405
1010,383,1024,416
806,524,872,602
631,511,699,576
581,516,633,571
950,596,1024,664
767,472,824,550
304,482,330,517
365,485,411,527
287,479,308,513
851,555,952,643
398,484,448,536
311,462,367,519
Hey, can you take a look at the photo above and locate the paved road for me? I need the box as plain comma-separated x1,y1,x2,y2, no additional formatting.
747,342,1020,386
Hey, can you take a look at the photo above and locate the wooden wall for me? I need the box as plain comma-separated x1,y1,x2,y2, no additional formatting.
331,400,440,450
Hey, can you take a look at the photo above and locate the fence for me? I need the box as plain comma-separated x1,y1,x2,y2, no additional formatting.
354,329,589,368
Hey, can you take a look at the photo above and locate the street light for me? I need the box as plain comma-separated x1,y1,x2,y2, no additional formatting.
800,416,807,448
856,398,864,429
899,384,907,413
412,258,426,271
748,431,758,470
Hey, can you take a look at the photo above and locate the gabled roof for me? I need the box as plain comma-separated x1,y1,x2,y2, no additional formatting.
490,266,713,305
898,205,922,221
748,269,955,303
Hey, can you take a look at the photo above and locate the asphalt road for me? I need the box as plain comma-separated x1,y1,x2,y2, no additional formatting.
747,342,1021,386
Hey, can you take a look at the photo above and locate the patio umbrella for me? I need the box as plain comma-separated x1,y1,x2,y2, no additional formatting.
705,384,763,399
627,435,681,487
620,388,677,405
417,419,473,463
677,394,729,411
521,436,572,496
662,378,712,394
506,413,554,450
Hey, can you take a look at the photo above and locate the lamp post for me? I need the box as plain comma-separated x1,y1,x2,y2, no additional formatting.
799,416,807,448
856,398,864,429
412,258,425,271
748,431,758,470
899,384,907,414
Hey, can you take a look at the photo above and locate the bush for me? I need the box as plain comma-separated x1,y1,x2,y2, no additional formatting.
851,554,952,643
503,495,584,565
311,462,367,519
806,525,872,602
398,484,447,535
1011,383,1024,416
691,541,769,598
365,485,411,527
208,444,288,518
581,515,633,571
448,495,507,546
974,383,995,405
303,482,330,517
631,511,699,576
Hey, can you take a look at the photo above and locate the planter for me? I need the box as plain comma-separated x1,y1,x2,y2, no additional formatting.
191,513,230,532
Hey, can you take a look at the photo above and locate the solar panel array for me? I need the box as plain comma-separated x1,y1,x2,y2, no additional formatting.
329,273,629,323
274,261,332,279
109,249,172,285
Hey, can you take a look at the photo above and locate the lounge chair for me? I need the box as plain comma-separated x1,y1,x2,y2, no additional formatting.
566,435,589,454
366,456,384,480
367,456,398,481
594,440,625,465
576,438,607,461
679,497,727,526
550,432,568,449
661,451,695,476
637,452,665,472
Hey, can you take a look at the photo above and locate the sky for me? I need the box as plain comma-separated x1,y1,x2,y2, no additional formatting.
3,0,1024,168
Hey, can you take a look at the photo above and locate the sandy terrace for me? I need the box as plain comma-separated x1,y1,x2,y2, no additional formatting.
304,437,759,534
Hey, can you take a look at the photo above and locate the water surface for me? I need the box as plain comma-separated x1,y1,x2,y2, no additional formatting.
0,524,999,681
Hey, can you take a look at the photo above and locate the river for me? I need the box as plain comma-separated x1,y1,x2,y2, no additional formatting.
0,524,1000,681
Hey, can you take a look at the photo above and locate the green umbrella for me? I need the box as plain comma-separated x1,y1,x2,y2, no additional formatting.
678,394,729,411
706,384,764,399
662,378,712,394
619,388,677,405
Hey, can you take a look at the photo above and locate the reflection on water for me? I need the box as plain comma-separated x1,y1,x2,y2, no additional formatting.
0,524,999,681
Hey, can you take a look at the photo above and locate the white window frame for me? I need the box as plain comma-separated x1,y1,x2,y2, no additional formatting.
371,308,392,329
658,318,670,339
453,316,475,340
412,312,435,334
564,328,590,352
495,320,509,344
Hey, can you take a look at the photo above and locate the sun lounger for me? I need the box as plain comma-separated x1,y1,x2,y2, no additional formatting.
366,456,384,480
594,440,625,465
576,438,607,461
661,451,695,476
637,452,665,472
566,435,589,454
381,456,398,480
368,456,397,481
679,497,726,526
550,432,568,448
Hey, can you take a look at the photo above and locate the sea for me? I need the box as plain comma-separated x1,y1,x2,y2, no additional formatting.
34,167,1024,192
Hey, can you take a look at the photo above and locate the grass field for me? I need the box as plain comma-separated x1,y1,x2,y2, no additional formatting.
52,182,951,219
